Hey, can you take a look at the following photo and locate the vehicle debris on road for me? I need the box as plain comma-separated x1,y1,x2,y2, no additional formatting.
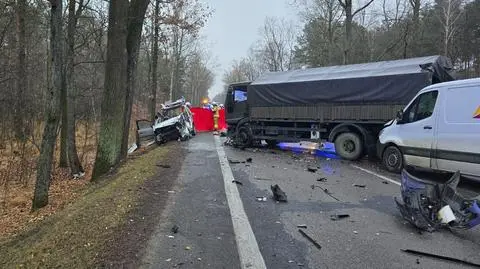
171,225,179,234
317,177,327,182
330,214,350,221
256,197,267,202
298,229,322,250
395,169,480,232
307,166,318,173
401,249,480,268
232,180,243,185
353,184,366,188
246,157,252,163
271,184,288,202
297,224,308,229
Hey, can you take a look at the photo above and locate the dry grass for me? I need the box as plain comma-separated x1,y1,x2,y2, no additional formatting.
0,142,172,268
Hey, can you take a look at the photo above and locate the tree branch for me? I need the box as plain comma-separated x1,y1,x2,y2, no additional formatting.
353,0,375,16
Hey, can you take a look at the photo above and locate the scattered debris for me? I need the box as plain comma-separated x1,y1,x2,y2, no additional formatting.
416,258,420,265
353,231,358,234
330,214,350,221
168,190,175,194
401,249,480,268
395,169,480,232
353,184,366,188
185,246,191,250
165,258,172,262
275,221,281,224
256,197,267,202
307,166,318,173
298,229,322,250
157,164,171,168
271,184,288,202
228,159,244,164
317,177,327,182
382,180,389,184
167,235,175,239
246,157,253,163
297,224,308,229
171,225,179,234
255,177,272,181
288,260,295,263
311,184,341,201
197,258,202,261
232,180,243,185
128,143,138,154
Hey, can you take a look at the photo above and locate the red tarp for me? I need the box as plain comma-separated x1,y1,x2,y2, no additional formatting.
191,107,227,132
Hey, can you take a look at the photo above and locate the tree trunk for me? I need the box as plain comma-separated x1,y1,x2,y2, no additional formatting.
150,0,160,122
92,0,129,179
120,0,150,159
32,0,63,210
59,75,68,167
66,0,84,176
14,0,27,141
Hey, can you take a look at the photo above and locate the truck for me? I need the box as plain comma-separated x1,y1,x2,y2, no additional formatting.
224,55,454,161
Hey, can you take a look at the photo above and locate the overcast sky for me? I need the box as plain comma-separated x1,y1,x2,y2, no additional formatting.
199,0,298,98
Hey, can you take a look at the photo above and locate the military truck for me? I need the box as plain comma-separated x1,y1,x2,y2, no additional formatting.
225,55,454,160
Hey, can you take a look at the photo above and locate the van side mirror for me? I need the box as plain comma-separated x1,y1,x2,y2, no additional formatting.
396,110,404,123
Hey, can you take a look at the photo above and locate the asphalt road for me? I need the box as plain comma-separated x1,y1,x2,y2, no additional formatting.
141,133,480,269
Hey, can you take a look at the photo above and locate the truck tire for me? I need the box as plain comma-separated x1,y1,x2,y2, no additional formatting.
155,133,166,145
382,145,403,173
235,124,253,148
334,132,363,160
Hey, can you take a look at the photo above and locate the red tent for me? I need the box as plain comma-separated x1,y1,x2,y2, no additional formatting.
191,107,227,132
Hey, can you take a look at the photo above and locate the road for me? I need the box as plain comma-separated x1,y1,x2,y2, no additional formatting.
140,133,480,269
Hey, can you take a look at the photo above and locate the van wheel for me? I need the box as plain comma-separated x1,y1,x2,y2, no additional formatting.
382,145,403,173
335,132,363,160
155,133,166,145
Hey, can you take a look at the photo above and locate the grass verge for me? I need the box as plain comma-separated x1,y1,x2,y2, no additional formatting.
0,144,173,269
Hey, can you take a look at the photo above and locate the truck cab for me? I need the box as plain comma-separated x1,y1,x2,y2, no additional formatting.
225,82,250,135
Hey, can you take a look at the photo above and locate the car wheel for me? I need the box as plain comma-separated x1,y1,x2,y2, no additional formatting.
155,133,165,145
382,145,403,173
334,132,363,160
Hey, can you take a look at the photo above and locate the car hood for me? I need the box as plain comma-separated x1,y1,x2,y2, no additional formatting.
153,115,181,129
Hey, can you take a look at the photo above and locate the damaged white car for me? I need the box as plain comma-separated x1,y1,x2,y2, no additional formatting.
136,98,195,147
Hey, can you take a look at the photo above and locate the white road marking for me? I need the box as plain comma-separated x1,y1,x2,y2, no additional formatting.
214,136,267,269
351,165,401,186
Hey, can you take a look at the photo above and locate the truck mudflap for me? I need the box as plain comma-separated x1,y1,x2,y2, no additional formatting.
395,169,480,232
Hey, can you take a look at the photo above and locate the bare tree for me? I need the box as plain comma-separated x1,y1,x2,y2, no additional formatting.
14,0,27,141
150,0,161,121
32,0,63,210
258,17,298,71
65,0,86,177
337,0,375,63
435,0,463,56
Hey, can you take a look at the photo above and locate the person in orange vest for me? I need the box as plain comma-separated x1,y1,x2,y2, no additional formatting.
212,103,220,135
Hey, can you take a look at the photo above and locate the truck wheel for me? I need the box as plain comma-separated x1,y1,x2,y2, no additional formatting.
334,132,363,160
382,145,403,173
236,125,253,148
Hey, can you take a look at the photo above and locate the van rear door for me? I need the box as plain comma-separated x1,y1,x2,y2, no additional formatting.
434,85,480,176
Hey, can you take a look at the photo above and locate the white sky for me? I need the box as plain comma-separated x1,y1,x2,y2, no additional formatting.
199,0,298,98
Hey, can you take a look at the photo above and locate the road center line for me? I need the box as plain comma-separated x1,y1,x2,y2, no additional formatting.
214,136,267,269
351,165,401,186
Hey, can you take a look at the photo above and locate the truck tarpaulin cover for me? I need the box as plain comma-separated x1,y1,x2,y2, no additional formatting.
248,55,454,107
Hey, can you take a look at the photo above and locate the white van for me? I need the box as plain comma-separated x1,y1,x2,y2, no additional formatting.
377,78,480,177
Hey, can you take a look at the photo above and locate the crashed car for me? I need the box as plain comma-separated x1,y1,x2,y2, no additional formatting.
136,98,195,147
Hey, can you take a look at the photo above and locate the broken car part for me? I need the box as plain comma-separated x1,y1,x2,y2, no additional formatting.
298,229,322,250
330,214,350,221
401,249,480,268
395,168,480,232
271,184,288,202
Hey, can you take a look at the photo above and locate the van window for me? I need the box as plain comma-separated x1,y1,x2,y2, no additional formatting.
404,91,438,123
